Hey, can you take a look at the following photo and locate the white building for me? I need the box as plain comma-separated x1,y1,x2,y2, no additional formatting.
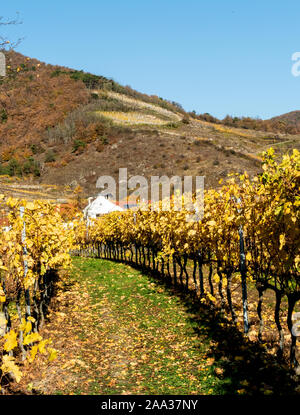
83,195,123,219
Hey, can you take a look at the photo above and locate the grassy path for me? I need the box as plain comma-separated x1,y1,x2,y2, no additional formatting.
15,257,297,395
64,258,227,394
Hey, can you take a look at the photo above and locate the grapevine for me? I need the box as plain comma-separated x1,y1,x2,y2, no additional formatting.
0,198,74,388
74,149,300,368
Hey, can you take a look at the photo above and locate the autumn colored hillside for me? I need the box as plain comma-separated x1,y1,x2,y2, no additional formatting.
0,51,88,170
0,51,299,198
270,111,300,133
196,110,300,135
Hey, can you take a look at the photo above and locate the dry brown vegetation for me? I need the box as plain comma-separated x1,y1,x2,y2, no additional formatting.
0,51,89,168
196,111,300,135
0,51,299,198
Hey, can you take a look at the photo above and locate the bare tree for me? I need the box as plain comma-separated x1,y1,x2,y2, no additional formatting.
0,14,23,114
0,13,23,50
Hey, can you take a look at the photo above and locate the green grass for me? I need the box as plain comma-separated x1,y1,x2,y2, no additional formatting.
52,257,297,396
65,257,231,395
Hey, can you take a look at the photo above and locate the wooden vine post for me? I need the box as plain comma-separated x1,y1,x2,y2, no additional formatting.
20,206,31,319
237,197,249,335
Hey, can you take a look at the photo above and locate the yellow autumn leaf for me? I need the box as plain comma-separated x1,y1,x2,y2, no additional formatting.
0,284,6,303
207,220,217,227
246,252,252,261
23,332,42,345
48,348,58,362
207,293,217,303
188,229,197,237
1,355,22,383
28,344,39,363
19,318,27,332
38,339,50,355
4,330,18,352
23,320,32,334
213,273,220,284
25,202,35,210
279,234,285,250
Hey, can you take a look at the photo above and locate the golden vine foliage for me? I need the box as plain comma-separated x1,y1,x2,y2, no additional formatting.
0,198,74,387
77,149,299,298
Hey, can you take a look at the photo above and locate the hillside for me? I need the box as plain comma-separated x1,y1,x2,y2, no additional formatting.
270,110,300,131
0,51,299,200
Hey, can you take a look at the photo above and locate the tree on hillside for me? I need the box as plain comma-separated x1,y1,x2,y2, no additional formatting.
0,14,22,111
0,14,22,50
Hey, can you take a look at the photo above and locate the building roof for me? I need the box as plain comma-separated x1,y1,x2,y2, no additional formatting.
83,195,123,218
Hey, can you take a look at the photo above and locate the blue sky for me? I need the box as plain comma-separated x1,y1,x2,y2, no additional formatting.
1,0,300,119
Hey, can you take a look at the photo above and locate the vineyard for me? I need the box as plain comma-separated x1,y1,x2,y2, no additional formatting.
73,149,300,367
0,198,73,388
0,148,299,393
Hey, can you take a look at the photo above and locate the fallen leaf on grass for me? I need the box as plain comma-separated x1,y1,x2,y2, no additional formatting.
214,367,224,377
205,357,215,366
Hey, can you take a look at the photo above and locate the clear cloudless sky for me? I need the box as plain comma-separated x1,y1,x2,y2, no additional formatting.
1,0,300,119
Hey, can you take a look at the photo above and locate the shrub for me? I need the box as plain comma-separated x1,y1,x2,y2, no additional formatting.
8,158,22,176
70,71,106,89
30,143,45,155
45,150,56,163
0,163,10,175
22,157,41,176
1,109,7,123
100,135,109,145
50,69,64,78
72,139,86,153
90,93,99,100
166,122,179,129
